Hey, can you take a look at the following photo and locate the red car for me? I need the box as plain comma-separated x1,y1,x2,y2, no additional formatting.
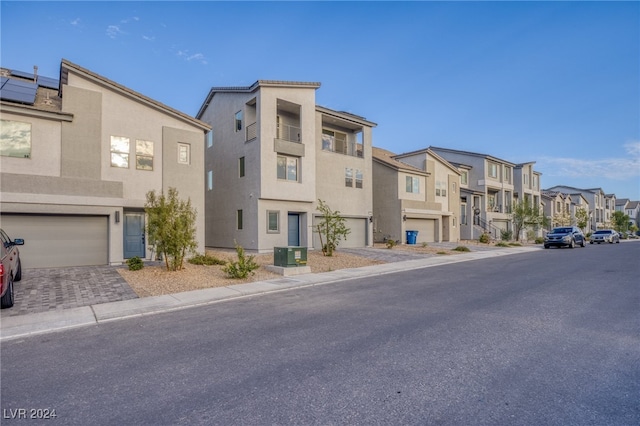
1,229,24,308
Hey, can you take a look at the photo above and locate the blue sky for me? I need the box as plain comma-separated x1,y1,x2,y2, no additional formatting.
2,1,639,200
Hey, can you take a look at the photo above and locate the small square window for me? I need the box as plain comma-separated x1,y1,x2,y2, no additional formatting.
178,143,190,165
267,211,279,233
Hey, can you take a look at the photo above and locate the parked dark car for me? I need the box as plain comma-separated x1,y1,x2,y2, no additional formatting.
1,229,24,308
590,229,620,244
544,226,586,249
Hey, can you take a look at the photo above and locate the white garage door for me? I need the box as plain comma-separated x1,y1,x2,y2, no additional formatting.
405,218,436,243
312,217,367,249
0,215,109,268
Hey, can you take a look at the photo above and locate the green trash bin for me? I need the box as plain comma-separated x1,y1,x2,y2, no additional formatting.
273,247,307,267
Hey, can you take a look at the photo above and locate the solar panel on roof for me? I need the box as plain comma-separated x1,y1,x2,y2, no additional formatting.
0,78,37,104
10,69,35,80
0,76,8,88
37,76,59,89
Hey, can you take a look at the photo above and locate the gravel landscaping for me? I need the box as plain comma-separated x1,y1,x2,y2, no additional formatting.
117,241,518,298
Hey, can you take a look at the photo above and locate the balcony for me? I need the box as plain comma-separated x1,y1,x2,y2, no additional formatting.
278,123,300,143
246,122,257,141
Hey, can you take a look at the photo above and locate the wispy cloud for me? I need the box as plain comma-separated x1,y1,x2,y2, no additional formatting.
120,17,140,24
106,25,125,39
177,50,208,65
70,18,81,27
540,141,640,180
142,35,155,42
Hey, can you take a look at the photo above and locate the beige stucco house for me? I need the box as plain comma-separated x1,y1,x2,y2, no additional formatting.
372,147,460,244
0,60,210,268
196,80,376,252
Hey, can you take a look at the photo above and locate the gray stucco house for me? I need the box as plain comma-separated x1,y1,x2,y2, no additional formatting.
196,80,376,252
0,59,210,268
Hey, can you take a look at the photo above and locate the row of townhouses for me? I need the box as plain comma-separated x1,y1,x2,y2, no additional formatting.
0,60,636,269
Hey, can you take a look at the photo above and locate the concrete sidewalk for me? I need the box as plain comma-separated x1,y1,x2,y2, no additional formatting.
0,246,540,341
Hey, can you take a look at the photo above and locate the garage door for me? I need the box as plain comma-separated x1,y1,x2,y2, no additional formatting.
0,215,109,268
405,218,436,243
312,217,367,249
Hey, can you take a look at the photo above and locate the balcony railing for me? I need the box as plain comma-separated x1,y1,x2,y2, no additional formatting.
246,122,257,141
322,142,364,158
277,124,300,143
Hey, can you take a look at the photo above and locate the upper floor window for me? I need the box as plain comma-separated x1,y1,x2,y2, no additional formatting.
110,136,130,168
488,163,498,178
524,174,529,185
345,168,353,187
277,155,298,182
207,170,213,191
178,143,190,165
322,129,347,154
355,170,363,189
460,171,468,185
135,140,154,171
504,166,512,183
206,130,213,148
235,111,243,132
436,181,447,197
1,119,31,159
239,157,245,177
532,174,538,189
406,176,419,194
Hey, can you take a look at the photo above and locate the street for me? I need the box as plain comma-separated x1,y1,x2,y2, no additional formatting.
2,243,639,425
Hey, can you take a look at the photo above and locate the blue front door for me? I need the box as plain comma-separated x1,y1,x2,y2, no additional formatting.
124,213,145,258
288,213,300,246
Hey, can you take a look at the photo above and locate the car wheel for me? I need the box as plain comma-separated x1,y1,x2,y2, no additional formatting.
1,274,14,309
14,259,21,282
590,241,593,244
544,245,549,249
569,239,575,249
581,240,586,247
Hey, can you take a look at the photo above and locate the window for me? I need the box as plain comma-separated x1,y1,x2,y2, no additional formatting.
110,136,130,168
277,155,298,181
533,175,538,189
235,111,243,132
460,204,467,225
436,181,441,196
207,170,213,191
239,157,245,177
504,166,512,183
178,143,190,164
452,182,456,193
345,168,353,187
406,176,419,193
488,163,498,178
135,140,153,171
267,211,279,233
524,174,529,185
206,130,213,148
355,170,363,189
461,171,468,185
237,210,243,230
1,119,31,158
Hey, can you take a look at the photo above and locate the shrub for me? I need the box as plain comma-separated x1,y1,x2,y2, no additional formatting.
453,246,471,252
385,239,397,249
534,237,544,244
509,242,522,247
223,242,259,279
188,253,226,266
127,256,144,271
500,230,513,241
421,242,429,247
436,251,448,255
479,233,490,244
495,242,510,247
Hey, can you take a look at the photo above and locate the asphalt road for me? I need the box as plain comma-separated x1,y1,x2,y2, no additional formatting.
2,243,639,425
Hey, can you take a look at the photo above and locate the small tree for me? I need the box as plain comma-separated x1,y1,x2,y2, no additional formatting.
575,207,589,233
315,199,350,256
511,198,548,241
553,211,572,227
611,211,630,233
145,187,198,271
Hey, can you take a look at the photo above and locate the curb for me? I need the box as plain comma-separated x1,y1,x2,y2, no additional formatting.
0,246,541,341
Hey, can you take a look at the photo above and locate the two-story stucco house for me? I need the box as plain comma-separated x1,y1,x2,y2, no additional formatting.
371,147,460,244
542,191,573,227
616,199,640,229
0,60,210,268
196,80,376,253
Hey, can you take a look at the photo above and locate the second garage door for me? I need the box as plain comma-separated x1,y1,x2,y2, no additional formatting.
405,218,436,243
313,217,367,249
0,214,109,268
